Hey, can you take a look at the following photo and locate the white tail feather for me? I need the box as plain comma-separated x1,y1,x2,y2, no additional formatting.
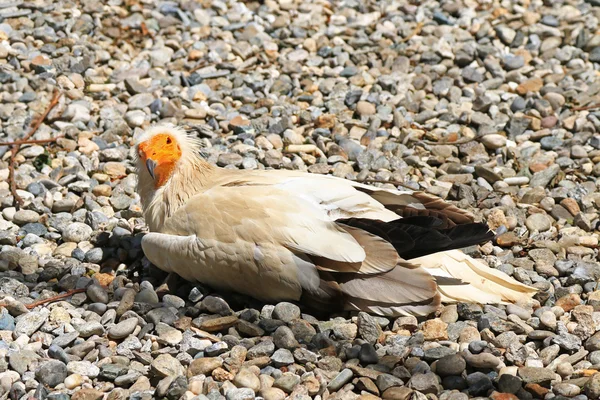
416,249,537,305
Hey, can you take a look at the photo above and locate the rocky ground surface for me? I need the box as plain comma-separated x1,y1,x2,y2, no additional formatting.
0,0,600,399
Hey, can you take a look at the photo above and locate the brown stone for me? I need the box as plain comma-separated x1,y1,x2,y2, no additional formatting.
382,386,413,400
358,394,382,400
199,315,239,332
92,184,112,197
71,389,104,400
355,377,379,395
525,383,550,398
189,49,203,60
529,162,550,173
421,318,448,341
356,101,376,116
243,356,271,368
188,357,223,377
212,367,234,381
229,115,250,128
31,54,52,67
496,232,519,247
490,392,519,400
556,294,582,312
487,209,508,231
103,162,126,177
560,198,580,216
173,316,192,331
93,272,114,287
516,77,543,95
438,173,473,184
348,364,384,380
541,116,557,128
315,114,336,129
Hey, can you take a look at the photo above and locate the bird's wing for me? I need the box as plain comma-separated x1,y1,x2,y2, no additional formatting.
142,184,440,315
209,169,402,221
142,185,381,300
215,169,476,225
348,181,477,226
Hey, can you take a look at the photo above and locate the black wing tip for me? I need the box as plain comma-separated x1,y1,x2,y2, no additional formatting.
338,217,495,260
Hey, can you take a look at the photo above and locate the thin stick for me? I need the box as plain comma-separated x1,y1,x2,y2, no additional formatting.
8,89,61,207
0,136,63,146
417,137,477,145
571,103,600,111
25,288,86,309
400,22,424,43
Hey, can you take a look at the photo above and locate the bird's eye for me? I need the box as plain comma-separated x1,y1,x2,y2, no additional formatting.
166,137,172,144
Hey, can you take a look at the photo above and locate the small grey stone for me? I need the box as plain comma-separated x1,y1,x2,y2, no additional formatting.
36,360,67,388
376,373,405,392
518,367,557,384
271,348,294,367
359,343,379,364
109,317,138,339
436,354,466,376
273,373,301,393
67,360,100,378
99,363,128,381
86,284,109,304
327,369,353,391
272,325,299,350
247,340,275,359
0,309,15,330
272,302,300,323
48,345,70,364
201,296,232,315
15,309,49,336
498,374,522,394
525,214,553,232
77,321,105,337
357,312,382,344
225,388,255,400
51,331,80,349
135,288,159,304
466,372,494,396
62,222,93,242
408,372,440,395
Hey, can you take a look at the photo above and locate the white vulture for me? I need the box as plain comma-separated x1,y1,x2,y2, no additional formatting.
135,124,537,317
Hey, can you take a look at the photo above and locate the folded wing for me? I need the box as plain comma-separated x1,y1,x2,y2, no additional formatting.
142,184,442,316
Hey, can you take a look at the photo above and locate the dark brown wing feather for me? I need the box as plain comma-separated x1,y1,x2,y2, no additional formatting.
337,216,495,260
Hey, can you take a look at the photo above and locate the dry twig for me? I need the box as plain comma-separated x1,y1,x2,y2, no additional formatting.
25,288,86,309
570,103,600,111
418,137,477,145
400,22,425,43
0,136,64,147
4,89,61,208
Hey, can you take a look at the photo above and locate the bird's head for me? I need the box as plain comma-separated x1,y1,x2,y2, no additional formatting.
135,124,202,189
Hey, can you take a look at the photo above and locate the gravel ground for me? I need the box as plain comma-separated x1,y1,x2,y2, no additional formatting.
0,0,600,399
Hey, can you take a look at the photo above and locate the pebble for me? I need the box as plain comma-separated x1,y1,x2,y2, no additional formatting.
108,317,138,340
62,222,93,242
35,360,68,388
525,214,553,232
328,369,354,391
272,302,300,323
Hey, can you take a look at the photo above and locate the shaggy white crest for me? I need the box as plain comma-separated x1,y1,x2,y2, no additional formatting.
135,124,214,231
134,123,202,157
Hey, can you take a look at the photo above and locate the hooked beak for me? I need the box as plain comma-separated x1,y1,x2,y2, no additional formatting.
146,159,157,180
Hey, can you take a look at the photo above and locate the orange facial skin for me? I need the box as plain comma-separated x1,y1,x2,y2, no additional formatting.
138,133,182,188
